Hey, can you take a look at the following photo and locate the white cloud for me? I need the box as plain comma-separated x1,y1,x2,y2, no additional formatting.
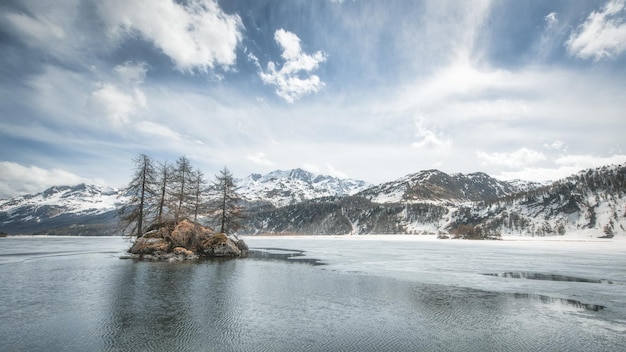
2,12,65,44
114,61,148,85
545,12,558,28
98,0,243,72
90,62,149,126
325,164,349,179
135,121,182,141
246,152,275,166
555,153,626,170
90,83,146,126
411,118,451,151
476,147,547,168
259,29,327,103
543,139,566,151
494,154,626,183
566,0,626,60
301,163,348,178
0,162,96,198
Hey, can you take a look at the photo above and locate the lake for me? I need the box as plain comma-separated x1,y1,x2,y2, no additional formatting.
0,236,625,351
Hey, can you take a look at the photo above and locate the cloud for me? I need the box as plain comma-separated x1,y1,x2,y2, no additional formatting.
98,0,243,72
545,12,558,28
90,84,146,126
555,153,626,170
259,29,327,103
494,154,626,182
2,12,65,45
246,152,275,166
477,147,547,168
301,163,348,178
90,62,148,125
135,121,182,141
543,139,566,151
566,0,626,60
0,161,97,199
411,118,451,151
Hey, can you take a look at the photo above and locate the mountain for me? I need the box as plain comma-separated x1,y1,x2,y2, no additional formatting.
2,165,625,239
0,184,124,235
241,165,626,238
237,168,371,208
356,170,525,204
448,163,626,238
0,169,370,235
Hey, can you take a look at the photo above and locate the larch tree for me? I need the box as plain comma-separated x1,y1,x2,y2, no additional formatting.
118,154,157,237
191,168,208,223
170,156,194,223
155,161,170,224
210,167,245,234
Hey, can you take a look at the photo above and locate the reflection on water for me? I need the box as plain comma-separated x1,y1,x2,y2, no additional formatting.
0,237,624,351
247,247,325,265
512,293,605,312
484,272,615,284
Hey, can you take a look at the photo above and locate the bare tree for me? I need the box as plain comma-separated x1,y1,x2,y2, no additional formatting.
118,154,157,237
170,156,194,223
210,167,245,234
191,168,208,223
155,161,170,224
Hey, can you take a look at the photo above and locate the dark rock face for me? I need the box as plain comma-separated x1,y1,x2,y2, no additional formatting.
127,220,246,261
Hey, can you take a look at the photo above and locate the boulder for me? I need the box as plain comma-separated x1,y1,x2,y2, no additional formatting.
129,237,169,254
200,233,242,257
126,219,247,260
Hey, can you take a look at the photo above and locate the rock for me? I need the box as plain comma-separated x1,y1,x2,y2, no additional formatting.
200,233,242,257
125,219,247,261
129,237,169,254
173,246,195,257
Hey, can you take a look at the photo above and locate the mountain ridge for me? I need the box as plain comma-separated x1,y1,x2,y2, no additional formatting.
2,165,624,239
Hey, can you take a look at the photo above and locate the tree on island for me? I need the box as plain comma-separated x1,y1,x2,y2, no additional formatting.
119,155,246,237
210,167,245,234
170,156,195,223
155,161,169,224
120,156,248,259
118,154,157,238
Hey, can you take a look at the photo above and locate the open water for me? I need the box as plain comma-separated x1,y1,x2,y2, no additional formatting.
0,236,624,351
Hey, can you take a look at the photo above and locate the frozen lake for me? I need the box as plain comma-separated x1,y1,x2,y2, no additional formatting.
0,235,624,351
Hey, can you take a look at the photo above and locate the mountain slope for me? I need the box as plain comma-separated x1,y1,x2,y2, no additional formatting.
0,184,124,235
242,164,626,238
3,165,624,239
356,169,527,203
448,163,626,238
237,168,370,208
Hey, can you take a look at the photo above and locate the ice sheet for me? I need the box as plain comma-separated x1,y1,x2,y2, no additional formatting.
244,235,626,317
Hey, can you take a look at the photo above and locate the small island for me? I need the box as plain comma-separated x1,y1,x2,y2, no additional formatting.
119,154,247,261
126,219,248,261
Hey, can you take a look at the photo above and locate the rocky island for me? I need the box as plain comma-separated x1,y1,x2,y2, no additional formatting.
125,219,248,261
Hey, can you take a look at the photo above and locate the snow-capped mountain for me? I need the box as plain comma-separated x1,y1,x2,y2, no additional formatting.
237,168,371,208
452,163,626,238
242,164,626,238
3,164,624,239
0,184,124,235
356,169,525,204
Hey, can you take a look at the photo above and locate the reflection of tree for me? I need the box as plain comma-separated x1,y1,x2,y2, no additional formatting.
101,262,195,350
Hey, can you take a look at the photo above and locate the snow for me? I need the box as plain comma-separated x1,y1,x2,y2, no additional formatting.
237,168,370,207
0,184,124,219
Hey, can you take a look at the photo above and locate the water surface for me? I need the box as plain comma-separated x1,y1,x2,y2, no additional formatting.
0,236,624,351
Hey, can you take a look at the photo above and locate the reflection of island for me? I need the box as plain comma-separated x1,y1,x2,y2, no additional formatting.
125,220,248,261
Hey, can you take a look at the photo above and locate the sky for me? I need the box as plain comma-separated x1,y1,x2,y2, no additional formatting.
1,0,626,198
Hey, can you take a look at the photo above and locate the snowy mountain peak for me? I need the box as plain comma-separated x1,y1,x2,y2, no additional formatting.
358,169,527,204
237,168,370,208
0,184,124,235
